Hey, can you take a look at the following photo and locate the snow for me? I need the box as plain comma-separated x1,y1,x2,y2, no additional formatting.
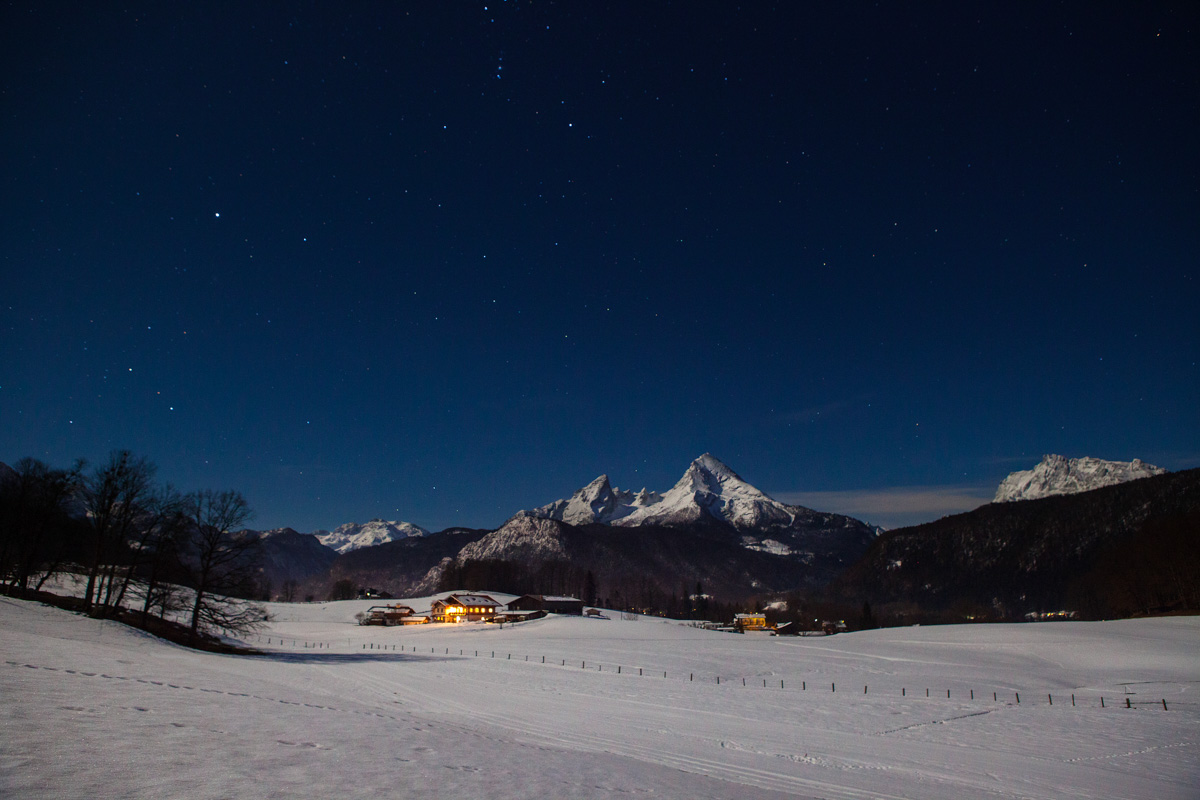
3,593,1198,799
743,537,795,556
994,455,1167,502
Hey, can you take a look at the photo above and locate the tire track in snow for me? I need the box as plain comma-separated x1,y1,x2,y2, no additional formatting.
1060,740,1197,764
873,709,997,735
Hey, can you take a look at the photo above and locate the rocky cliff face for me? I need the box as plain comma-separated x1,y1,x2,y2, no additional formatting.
994,454,1166,502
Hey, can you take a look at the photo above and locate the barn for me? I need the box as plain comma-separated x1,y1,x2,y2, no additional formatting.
507,595,584,616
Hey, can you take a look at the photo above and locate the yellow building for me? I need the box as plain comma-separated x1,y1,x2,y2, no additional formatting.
734,613,769,632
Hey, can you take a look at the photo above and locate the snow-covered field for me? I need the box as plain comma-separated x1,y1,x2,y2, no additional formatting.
2,593,1197,799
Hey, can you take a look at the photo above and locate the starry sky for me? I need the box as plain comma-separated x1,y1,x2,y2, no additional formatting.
3,2,1198,532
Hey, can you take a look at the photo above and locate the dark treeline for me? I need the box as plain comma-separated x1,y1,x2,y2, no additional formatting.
832,468,1200,623
0,451,266,642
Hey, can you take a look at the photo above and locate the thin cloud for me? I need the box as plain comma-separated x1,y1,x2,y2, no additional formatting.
776,485,994,529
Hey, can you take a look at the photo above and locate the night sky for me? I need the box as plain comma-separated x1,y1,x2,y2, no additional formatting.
4,3,1198,532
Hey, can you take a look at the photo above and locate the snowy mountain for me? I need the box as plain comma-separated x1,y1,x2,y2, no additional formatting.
527,473,661,526
516,454,878,579
525,453,863,534
994,454,1167,503
316,519,429,554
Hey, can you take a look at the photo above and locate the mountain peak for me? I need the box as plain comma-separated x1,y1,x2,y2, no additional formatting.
693,452,735,474
994,454,1167,502
521,454,807,532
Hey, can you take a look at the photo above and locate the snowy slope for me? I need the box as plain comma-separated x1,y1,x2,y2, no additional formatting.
315,518,429,554
3,595,1197,799
995,454,1167,502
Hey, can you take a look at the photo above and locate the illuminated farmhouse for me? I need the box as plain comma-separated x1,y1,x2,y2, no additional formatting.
430,594,501,623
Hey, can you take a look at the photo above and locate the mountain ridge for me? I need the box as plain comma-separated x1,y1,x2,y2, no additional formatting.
994,454,1166,502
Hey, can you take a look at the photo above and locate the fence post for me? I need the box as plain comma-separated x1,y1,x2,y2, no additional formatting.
970,689,974,700
903,688,906,696
1101,696,1105,708
1163,699,1168,711
1071,694,1075,706
864,685,867,694
1015,692,1020,704
832,683,835,692
1126,697,1131,709
1048,694,1052,705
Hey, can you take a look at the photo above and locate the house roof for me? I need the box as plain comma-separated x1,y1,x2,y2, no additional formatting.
442,594,499,606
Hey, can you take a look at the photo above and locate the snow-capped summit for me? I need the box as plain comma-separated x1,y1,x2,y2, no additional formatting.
526,473,661,526
994,454,1166,503
614,453,799,530
316,519,429,554
524,454,819,533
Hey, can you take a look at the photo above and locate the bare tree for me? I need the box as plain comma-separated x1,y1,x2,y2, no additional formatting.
0,458,83,595
80,451,156,614
103,484,189,619
182,489,265,639
280,578,299,603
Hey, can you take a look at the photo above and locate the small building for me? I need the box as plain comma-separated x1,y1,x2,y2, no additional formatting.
734,613,769,632
507,595,584,616
431,593,501,623
360,604,415,626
